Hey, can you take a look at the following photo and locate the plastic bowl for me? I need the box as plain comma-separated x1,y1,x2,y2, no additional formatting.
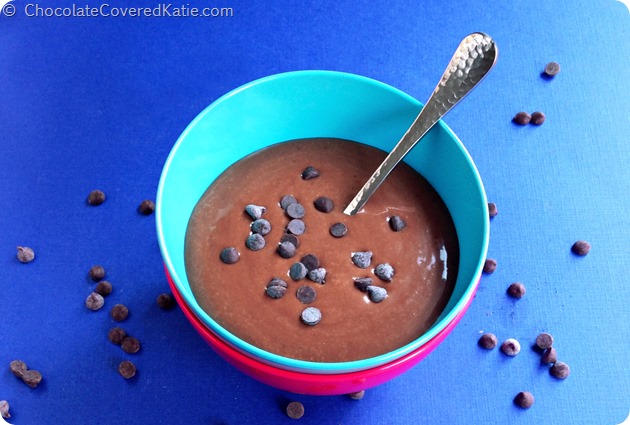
156,70,489,374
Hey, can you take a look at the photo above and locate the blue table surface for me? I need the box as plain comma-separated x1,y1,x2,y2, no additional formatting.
1,1,629,424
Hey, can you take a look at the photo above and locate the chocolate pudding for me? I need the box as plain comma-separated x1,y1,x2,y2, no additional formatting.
185,138,459,363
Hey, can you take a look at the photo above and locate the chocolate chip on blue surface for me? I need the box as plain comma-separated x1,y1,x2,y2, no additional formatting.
22,370,43,388
286,219,305,235
220,247,240,264
121,336,141,354
507,282,526,299
108,327,126,345
118,360,137,379
87,189,106,206
535,333,554,350
246,233,266,251
488,202,498,218
244,204,266,220
296,285,317,304
138,200,155,215
301,307,322,326
281,233,300,248
89,265,106,281
353,277,373,292
0,400,10,419
531,111,546,125
301,166,320,180
286,203,306,219
307,267,326,284
314,196,334,213
544,61,561,77
389,216,406,232
277,241,297,258
251,218,272,235
86,292,105,311
571,240,590,256
374,263,394,281
95,280,113,297
478,332,498,350
351,251,372,269
9,360,27,378
550,361,570,379
513,112,531,125
367,285,388,303
501,338,521,356
280,195,298,210
286,401,305,419
329,222,348,238
300,254,320,272
289,262,308,281
156,293,175,310
16,246,35,263
347,390,365,400
514,391,534,409
483,258,497,274
541,347,557,364
111,304,129,322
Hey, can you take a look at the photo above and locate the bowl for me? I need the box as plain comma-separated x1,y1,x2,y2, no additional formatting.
156,70,489,374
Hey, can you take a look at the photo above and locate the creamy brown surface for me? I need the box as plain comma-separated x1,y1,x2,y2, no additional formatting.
185,138,459,362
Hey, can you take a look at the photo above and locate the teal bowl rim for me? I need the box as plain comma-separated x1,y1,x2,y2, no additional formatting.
156,70,490,373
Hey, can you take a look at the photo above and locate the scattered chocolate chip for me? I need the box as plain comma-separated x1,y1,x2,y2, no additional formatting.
301,166,320,180
108,327,127,345
389,216,406,232
251,219,272,235
16,246,35,263
0,400,10,419
307,268,326,284
110,304,129,322
95,280,113,297
22,370,43,388
507,282,526,299
286,401,305,419
244,204,266,220
535,333,554,350
478,333,498,350
138,200,155,215
289,262,308,281
571,240,590,256
286,219,305,235
501,338,521,356
530,111,546,125
544,61,560,77
296,285,317,304
87,189,106,206
89,265,106,281
488,202,498,218
353,277,373,292
118,360,137,379
280,195,298,210
550,361,570,379
121,336,141,354
281,233,300,248
9,360,27,378
86,292,105,311
246,233,266,251
351,251,372,269
374,263,394,281
300,254,320,271
266,278,288,300
329,222,348,238
156,293,175,310
514,391,534,409
513,112,531,125
300,307,322,326
483,258,497,274
277,241,297,258
220,247,240,264
286,203,305,219
314,196,334,213
367,285,388,303
347,390,365,400
541,347,557,364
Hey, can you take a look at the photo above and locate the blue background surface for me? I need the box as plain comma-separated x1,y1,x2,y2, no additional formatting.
1,1,629,424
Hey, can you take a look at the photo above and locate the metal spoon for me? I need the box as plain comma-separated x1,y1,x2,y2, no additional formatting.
343,32,498,215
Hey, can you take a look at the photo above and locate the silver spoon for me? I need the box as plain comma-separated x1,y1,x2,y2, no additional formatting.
343,32,498,215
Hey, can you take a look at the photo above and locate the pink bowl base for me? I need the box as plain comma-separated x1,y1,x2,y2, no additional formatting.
166,265,478,396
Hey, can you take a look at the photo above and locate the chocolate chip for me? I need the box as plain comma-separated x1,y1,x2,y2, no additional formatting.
281,233,300,248
118,360,137,379
478,333,498,350
300,307,322,326
95,280,113,297
89,265,106,281
374,263,394,281
301,166,320,180
286,203,305,219
483,258,497,274
0,400,10,419
156,293,175,310
286,219,305,235
266,278,288,300
514,391,534,409
544,61,560,77
108,327,127,344
16,246,35,263
513,112,531,125
87,189,106,206
246,233,266,251
488,202,498,218
220,247,240,264
296,285,317,304
541,347,557,364
280,195,298,210
535,333,554,350
353,277,373,292
389,216,406,232
86,292,105,311
251,218,272,235
277,241,297,258
22,370,43,388
289,262,308,281
314,196,334,213
531,111,546,125
550,361,570,379
307,267,326,284
300,254,320,271
347,390,365,400
351,251,372,268
571,240,590,256
501,338,521,356
244,204,266,220
507,282,526,299
286,401,305,419
121,336,141,354
329,222,348,238
367,285,388,303
110,304,129,322
138,200,155,215
9,360,27,378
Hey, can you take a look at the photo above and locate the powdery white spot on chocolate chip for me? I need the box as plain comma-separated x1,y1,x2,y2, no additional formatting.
245,204,266,220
